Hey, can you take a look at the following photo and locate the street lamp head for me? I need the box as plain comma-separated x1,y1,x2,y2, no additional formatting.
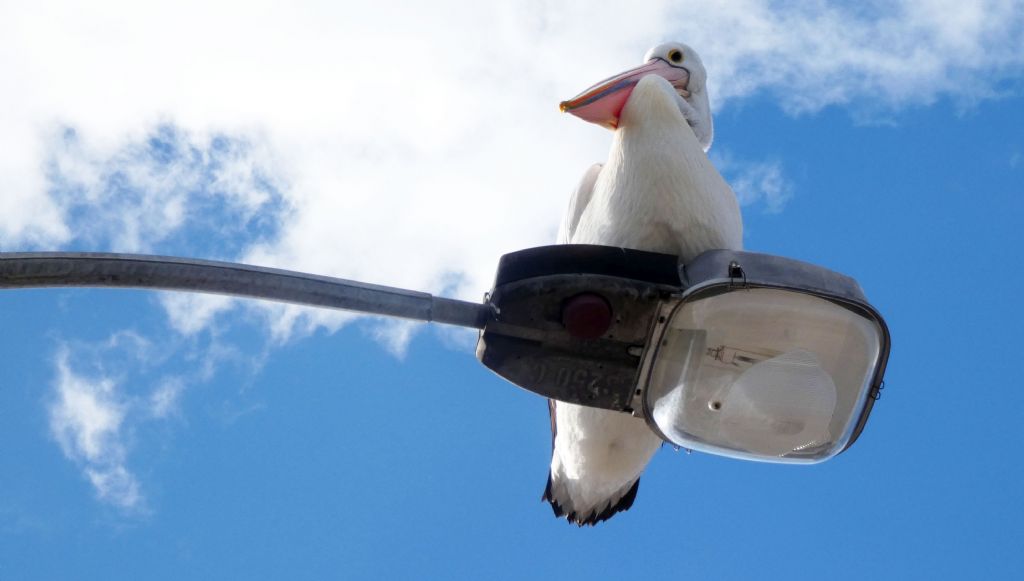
476,245,890,464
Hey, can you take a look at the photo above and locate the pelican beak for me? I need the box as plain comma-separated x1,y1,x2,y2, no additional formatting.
560,58,691,129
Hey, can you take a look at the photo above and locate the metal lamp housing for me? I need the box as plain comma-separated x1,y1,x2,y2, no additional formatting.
476,245,890,464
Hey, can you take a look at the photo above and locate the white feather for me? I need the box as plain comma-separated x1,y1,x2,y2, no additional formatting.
548,73,742,523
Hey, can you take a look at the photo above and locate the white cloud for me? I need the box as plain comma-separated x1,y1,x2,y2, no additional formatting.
50,354,123,461
714,152,795,214
678,0,1024,113
368,319,419,359
45,331,216,511
85,466,143,510
159,292,237,337
42,125,287,254
48,348,142,510
148,376,187,419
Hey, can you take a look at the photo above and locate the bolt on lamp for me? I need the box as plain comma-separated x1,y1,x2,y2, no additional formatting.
0,244,889,464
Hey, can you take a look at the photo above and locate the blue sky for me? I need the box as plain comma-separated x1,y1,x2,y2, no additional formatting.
2,1,1024,579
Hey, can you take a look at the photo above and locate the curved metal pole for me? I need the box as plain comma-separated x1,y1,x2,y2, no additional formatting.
0,252,489,329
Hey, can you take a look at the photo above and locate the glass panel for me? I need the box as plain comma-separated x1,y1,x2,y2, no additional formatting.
646,288,881,463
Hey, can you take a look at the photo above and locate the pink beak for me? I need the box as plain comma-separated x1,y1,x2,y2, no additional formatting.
560,58,690,129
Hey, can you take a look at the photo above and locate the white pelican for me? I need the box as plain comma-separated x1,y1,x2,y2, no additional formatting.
545,42,743,525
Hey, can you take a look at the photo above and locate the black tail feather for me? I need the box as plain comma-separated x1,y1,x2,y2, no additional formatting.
542,472,641,526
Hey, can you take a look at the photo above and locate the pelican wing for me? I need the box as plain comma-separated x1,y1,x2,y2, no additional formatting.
557,163,603,244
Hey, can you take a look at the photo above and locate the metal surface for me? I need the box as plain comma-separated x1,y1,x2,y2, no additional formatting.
0,252,489,329
477,272,675,412
476,244,890,460
493,244,681,287
477,245,684,411
680,249,869,304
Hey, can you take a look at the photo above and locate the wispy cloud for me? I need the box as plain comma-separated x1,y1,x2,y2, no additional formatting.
43,124,287,255
159,292,236,337
678,0,1024,113
714,152,795,214
83,466,143,510
48,347,142,510
44,329,252,510
148,376,187,419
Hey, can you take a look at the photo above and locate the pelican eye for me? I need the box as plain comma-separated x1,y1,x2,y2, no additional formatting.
668,49,684,63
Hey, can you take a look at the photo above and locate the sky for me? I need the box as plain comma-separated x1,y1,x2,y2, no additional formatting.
1,0,1023,578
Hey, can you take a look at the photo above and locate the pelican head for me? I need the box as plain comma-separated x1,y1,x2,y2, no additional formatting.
560,42,713,149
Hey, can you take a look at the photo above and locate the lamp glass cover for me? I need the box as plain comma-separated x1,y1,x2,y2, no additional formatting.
646,288,881,463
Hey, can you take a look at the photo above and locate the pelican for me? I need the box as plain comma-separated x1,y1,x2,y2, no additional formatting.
545,42,743,525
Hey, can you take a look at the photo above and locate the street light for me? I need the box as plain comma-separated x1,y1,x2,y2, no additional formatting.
0,245,889,464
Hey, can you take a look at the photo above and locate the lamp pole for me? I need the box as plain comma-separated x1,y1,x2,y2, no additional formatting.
0,252,489,329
